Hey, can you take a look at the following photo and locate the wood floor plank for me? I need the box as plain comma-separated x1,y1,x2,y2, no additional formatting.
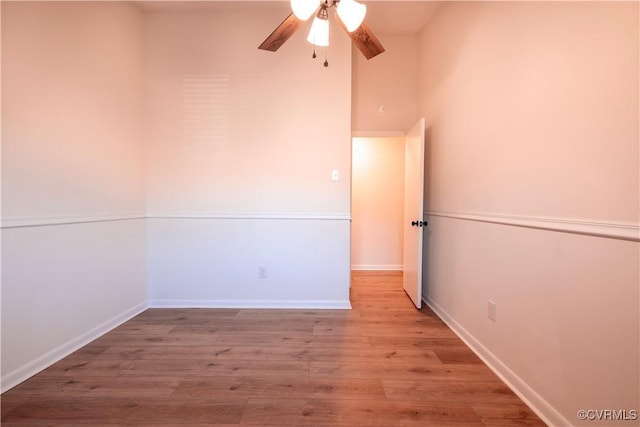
6,376,180,398
240,398,486,426
310,360,502,382
268,345,442,364
383,379,524,404
1,271,545,426
173,377,386,401
33,359,135,378
90,331,217,347
481,418,548,426
472,402,547,424
368,335,468,348
314,324,459,338
107,323,177,335
170,322,314,336
198,359,311,378
434,347,486,365
0,395,30,417
1,396,246,425
212,334,371,347
60,344,110,361
132,308,240,322
96,344,271,361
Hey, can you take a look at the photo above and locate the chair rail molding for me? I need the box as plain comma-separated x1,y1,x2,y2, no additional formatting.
1,213,352,229
424,210,640,242
1,214,146,229
146,212,352,221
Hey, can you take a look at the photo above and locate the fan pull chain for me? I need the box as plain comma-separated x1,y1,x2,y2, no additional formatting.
310,44,328,67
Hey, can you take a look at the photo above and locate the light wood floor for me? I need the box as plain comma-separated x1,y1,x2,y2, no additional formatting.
2,271,545,426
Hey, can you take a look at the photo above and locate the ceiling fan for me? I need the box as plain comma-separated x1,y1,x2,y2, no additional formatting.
258,0,385,66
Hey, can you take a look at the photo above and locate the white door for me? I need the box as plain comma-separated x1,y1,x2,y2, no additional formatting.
402,118,426,309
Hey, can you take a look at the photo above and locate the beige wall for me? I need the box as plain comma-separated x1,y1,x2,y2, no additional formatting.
145,4,352,216
351,137,404,270
352,34,419,133
2,1,146,220
420,1,638,222
419,2,639,425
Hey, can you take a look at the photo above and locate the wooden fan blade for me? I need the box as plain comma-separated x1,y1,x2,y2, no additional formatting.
335,15,385,60
259,13,304,52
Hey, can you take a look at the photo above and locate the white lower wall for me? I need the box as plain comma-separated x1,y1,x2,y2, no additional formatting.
147,217,351,309
1,219,147,392
422,215,639,426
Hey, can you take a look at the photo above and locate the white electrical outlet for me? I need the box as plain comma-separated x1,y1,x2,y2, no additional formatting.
488,300,497,322
259,266,267,279
331,169,339,181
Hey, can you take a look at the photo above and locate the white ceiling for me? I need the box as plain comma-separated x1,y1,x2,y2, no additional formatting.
134,1,443,35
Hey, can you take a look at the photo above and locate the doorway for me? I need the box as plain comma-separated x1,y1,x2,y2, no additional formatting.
351,136,405,272
350,119,427,309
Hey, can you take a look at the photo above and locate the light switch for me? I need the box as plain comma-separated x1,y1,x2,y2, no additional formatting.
332,169,340,181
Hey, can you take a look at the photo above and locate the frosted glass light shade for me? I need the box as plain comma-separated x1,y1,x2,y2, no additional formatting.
307,16,329,46
291,0,320,21
337,0,366,32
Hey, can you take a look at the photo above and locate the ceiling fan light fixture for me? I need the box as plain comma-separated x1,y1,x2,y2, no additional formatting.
336,0,366,32
307,8,330,47
258,0,384,62
291,0,320,21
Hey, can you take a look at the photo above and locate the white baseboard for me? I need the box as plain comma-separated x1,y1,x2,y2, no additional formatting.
148,299,352,310
424,295,570,427
351,264,403,271
0,302,147,393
